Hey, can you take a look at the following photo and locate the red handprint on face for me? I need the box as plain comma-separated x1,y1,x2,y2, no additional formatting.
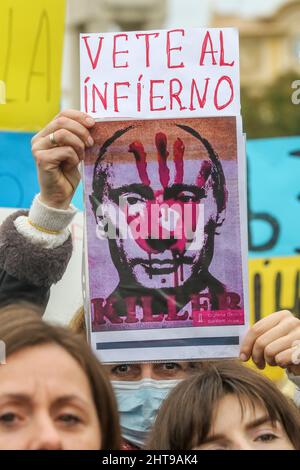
124,133,211,286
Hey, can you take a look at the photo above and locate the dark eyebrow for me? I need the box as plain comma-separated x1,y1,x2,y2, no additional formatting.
51,395,90,410
164,184,206,199
109,184,154,201
200,433,227,445
201,415,274,445
245,415,274,431
0,394,89,410
0,394,32,405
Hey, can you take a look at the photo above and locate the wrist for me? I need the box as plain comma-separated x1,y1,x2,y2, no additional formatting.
29,194,77,232
39,193,72,210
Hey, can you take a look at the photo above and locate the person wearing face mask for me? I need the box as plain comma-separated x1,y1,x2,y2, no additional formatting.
69,310,201,449
107,361,201,449
148,361,300,450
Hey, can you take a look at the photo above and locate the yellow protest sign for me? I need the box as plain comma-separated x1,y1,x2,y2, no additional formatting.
0,0,65,131
248,255,300,381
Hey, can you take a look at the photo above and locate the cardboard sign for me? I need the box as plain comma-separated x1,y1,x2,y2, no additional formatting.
248,136,300,258
249,256,300,324
248,254,300,382
0,131,84,210
80,26,247,363
80,28,240,119
0,131,38,208
83,116,247,362
0,0,65,131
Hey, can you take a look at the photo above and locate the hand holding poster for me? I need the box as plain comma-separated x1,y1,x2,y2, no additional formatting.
80,28,248,363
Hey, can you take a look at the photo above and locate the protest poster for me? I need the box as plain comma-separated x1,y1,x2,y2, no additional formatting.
248,254,300,381
246,136,300,380
0,0,65,131
247,136,300,328
249,255,300,326
0,131,38,208
0,131,83,210
80,28,240,119
247,136,300,258
80,27,248,363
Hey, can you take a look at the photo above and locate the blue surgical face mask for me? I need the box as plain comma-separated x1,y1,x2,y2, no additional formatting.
111,378,181,448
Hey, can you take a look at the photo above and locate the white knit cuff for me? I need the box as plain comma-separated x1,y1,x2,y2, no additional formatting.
14,216,70,249
28,194,77,232
13,195,77,250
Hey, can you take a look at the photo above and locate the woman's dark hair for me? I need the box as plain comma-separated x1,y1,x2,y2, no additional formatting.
0,304,120,450
148,360,300,450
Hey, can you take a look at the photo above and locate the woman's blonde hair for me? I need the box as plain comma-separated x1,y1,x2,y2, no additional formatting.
69,305,86,336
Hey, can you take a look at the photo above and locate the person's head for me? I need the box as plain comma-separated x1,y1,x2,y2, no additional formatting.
69,303,202,448
0,304,120,450
148,360,300,450
107,359,202,449
90,121,227,291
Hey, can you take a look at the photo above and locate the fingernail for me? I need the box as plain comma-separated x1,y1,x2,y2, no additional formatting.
239,353,247,362
86,117,95,126
86,136,94,147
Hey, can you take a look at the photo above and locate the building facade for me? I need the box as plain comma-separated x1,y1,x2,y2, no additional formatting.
211,0,300,94
62,0,167,108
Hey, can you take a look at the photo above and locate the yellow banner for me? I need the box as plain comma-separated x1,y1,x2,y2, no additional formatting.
0,0,65,131
248,255,300,381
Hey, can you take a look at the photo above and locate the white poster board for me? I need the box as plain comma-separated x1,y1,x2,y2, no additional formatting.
80,28,240,119
80,27,248,363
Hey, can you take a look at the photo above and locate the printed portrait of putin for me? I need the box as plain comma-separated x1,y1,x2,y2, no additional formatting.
88,118,243,328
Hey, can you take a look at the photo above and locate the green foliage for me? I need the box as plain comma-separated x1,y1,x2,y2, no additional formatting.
241,73,300,138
